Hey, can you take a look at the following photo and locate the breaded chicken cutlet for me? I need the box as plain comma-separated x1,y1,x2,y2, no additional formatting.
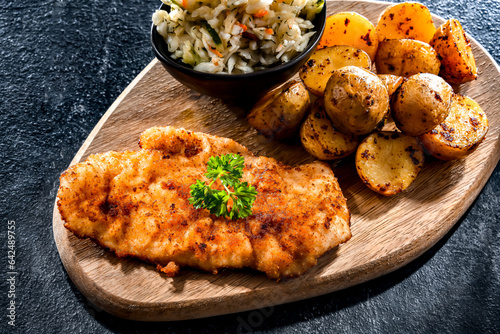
57,126,351,279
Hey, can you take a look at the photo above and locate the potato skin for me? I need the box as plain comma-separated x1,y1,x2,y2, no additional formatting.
377,74,404,130
376,2,436,43
300,99,359,160
391,73,453,136
430,19,478,84
300,46,372,97
324,66,389,136
377,74,404,97
355,131,425,196
419,94,488,160
375,39,441,77
247,80,310,139
317,12,379,61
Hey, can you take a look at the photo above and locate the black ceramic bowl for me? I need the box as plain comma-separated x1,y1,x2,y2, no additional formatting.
151,4,326,101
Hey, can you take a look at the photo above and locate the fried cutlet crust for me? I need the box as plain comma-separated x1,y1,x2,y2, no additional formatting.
57,127,351,279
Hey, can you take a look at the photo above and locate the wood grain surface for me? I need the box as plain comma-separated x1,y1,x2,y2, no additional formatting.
52,0,500,321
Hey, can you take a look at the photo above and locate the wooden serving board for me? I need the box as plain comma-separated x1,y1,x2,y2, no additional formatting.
53,0,500,321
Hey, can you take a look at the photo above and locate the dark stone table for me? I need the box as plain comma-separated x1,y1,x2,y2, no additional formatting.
1,0,498,333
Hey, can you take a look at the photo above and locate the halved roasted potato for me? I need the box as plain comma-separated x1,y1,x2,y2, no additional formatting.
375,39,441,77
324,66,389,135
377,74,404,97
355,131,425,196
430,19,478,84
300,46,372,96
419,94,488,160
317,12,379,61
247,80,310,139
376,2,436,43
300,98,360,160
391,73,453,136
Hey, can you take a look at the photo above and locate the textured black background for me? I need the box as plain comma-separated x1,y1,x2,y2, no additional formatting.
1,0,499,333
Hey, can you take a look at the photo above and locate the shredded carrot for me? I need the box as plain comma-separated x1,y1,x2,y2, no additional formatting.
254,9,268,18
209,46,223,58
237,22,248,32
265,28,274,35
182,0,188,8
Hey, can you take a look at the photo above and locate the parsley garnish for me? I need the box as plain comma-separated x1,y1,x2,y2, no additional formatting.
189,154,257,220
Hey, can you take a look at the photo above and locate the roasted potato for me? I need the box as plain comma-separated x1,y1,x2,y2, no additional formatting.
375,39,441,77
356,131,425,196
391,73,453,136
324,66,389,135
377,74,404,97
377,74,404,130
376,2,436,43
300,98,360,160
300,46,372,96
247,80,310,139
317,12,379,61
419,94,488,160
430,19,478,84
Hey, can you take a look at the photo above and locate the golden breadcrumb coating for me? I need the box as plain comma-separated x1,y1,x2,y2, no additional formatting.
57,127,351,279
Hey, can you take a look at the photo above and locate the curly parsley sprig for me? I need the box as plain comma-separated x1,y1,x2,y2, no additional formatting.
189,154,257,220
